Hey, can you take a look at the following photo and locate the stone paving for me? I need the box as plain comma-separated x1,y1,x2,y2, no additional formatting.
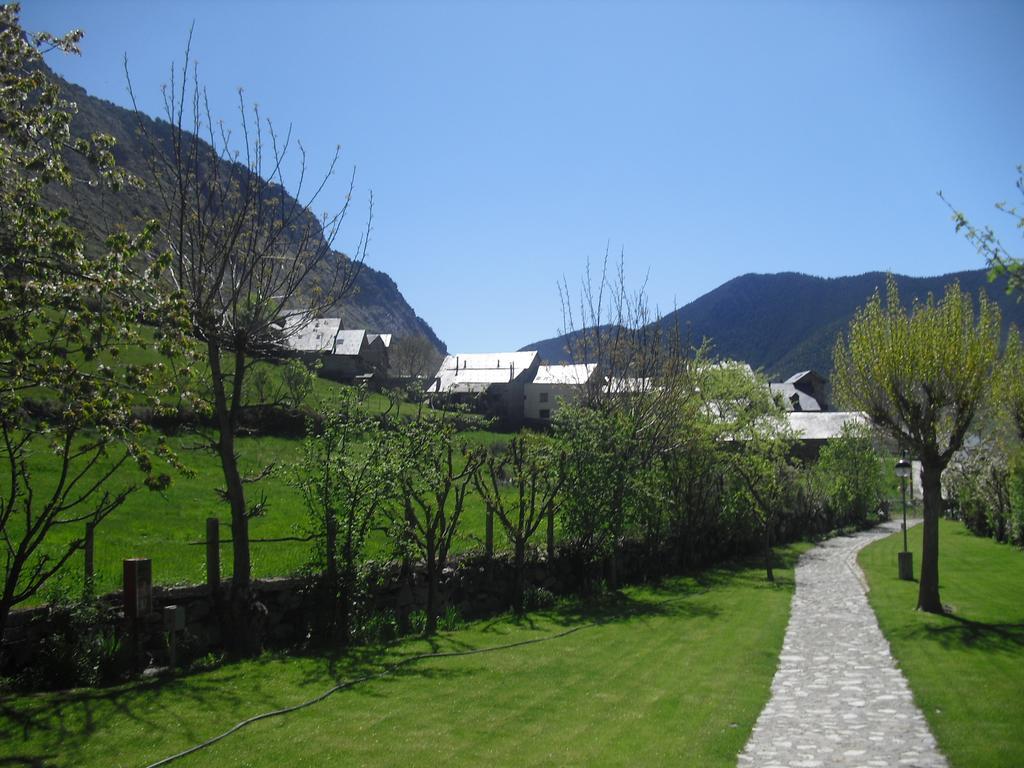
738,521,948,768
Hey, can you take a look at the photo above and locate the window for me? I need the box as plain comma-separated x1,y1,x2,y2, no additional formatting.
539,409,550,420
539,392,549,403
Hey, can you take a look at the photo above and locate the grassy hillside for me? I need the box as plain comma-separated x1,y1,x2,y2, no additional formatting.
9,426,511,601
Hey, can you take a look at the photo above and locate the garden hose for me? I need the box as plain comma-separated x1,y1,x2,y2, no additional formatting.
142,623,591,767
142,588,712,767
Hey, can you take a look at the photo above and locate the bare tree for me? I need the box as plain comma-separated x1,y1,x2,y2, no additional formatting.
389,417,484,635
389,334,443,379
126,37,370,652
555,252,702,588
473,435,564,614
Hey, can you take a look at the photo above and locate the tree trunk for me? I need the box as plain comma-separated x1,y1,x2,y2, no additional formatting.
339,564,355,646
607,550,619,591
513,540,526,615
425,554,438,635
325,513,339,640
208,343,251,591
224,446,250,587
208,342,256,655
917,462,944,613
0,599,11,667
764,521,775,582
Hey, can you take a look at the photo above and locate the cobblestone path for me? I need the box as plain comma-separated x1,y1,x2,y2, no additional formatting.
738,521,948,768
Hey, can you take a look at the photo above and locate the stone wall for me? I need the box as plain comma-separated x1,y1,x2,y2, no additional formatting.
0,544,617,679
1,530,759,685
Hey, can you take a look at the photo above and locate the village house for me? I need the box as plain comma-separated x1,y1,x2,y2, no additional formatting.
770,370,829,411
785,410,869,460
523,363,600,424
427,351,540,427
281,313,391,382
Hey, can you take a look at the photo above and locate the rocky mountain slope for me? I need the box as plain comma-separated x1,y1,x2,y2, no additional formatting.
43,69,445,351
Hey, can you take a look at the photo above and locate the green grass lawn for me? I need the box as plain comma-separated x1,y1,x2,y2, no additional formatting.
859,519,1024,768
0,543,809,767
13,428,514,601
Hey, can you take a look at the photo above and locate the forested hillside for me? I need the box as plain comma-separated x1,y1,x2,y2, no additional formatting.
525,270,1024,379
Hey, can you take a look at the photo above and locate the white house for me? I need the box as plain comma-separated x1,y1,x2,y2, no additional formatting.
428,351,540,426
524,363,600,423
280,314,390,380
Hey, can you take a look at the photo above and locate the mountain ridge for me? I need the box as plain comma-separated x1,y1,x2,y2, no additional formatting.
523,269,1024,379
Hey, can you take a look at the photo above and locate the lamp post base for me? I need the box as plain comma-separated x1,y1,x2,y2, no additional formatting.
898,551,914,581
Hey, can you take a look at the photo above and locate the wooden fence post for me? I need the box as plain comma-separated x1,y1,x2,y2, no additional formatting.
206,517,220,594
84,521,95,595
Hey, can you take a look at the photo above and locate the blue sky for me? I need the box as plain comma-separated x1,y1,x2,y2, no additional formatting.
21,0,1024,351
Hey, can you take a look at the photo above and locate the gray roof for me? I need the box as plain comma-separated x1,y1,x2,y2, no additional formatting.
770,383,823,412
287,317,342,353
432,351,538,393
786,411,867,441
334,330,367,357
531,363,598,386
367,333,392,348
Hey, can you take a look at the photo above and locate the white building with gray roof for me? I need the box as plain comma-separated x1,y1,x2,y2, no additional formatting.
428,351,540,426
524,363,600,423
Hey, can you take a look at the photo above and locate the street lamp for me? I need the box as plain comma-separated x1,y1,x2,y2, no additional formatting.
895,450,913,580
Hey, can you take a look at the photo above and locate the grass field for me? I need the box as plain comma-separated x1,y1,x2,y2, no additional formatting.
859,519,1024,768
13,427,513,601
0,543,808,767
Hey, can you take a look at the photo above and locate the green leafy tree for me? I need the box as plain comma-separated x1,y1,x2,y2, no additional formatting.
815,421,885,530
389,417,483,635
833,277,1001,612
0,5,185,645
555,253,704,588
703,362,794,581
554,403,632,587
286,390,397,643
125,40,370,651
999,328,1024,440
472,434,564,614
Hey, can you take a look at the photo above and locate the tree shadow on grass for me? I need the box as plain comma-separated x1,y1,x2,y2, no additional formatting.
0,757,57,767
0,648,409,767
0,661,271,762
902,612,1024,654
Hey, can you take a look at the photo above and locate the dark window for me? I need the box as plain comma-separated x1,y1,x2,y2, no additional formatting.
539,392,549,403
539,409,551,420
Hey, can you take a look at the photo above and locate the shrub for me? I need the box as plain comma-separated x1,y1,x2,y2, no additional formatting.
815,422,885,530
945,441,1016,544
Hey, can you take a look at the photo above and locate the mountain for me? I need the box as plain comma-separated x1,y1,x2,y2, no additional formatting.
524,270,1024,379
42,69,445,352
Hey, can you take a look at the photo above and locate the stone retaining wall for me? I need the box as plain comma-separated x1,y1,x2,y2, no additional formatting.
0,544,631,678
